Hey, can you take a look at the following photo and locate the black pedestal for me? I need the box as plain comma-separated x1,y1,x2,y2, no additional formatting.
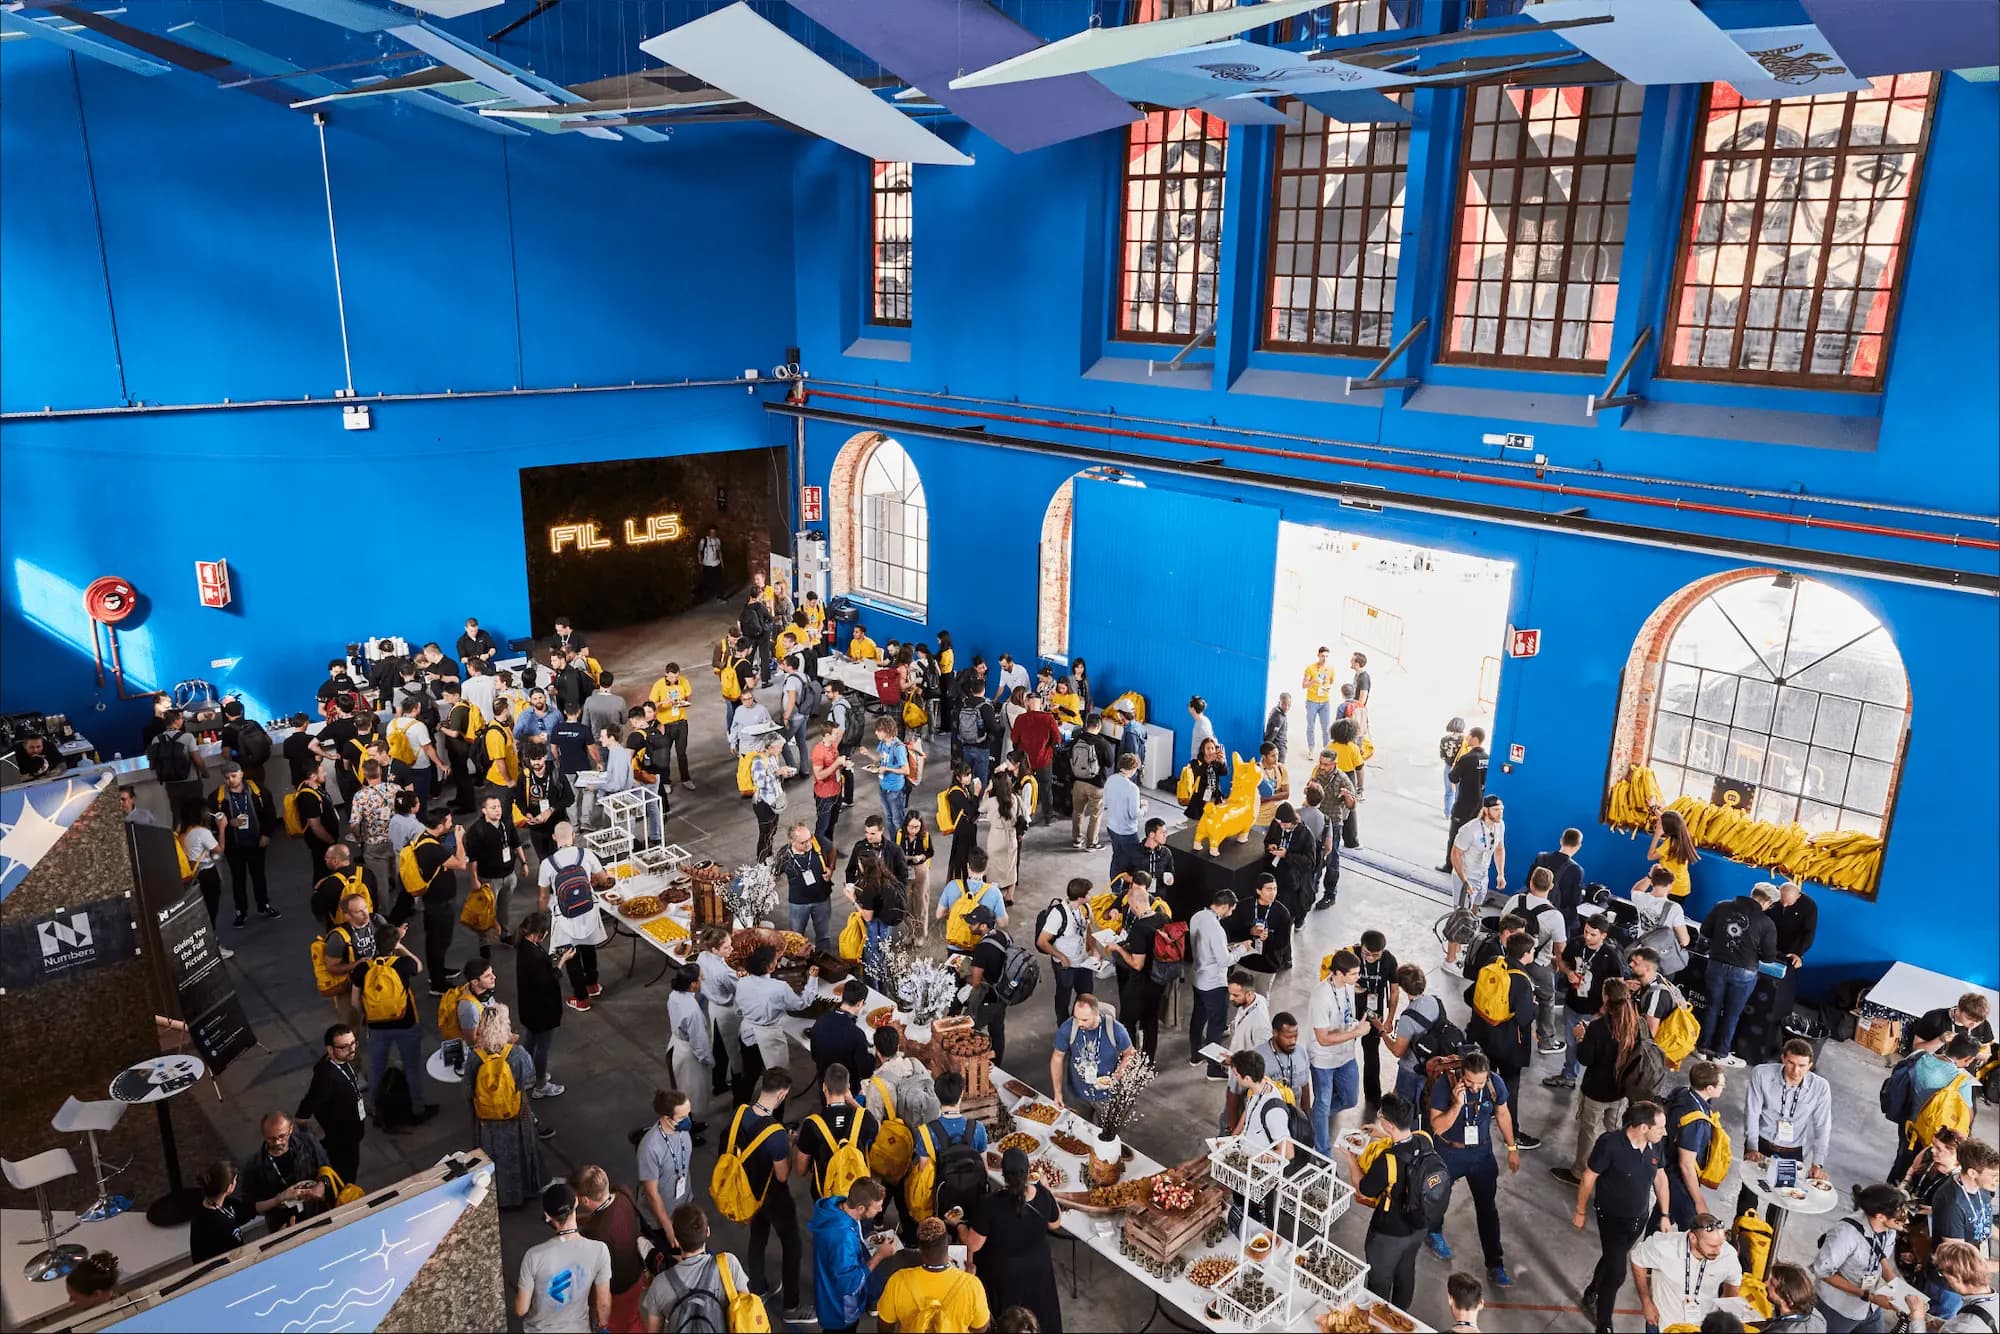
1164,825,1268,922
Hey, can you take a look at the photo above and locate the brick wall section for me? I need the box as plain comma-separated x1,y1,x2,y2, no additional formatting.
1038,478,1074,658
826,430,884,597
0,785,231,1212
1606,566,1781,797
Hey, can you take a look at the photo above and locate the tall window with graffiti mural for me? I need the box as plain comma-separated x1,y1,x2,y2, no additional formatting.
1662,75,1935,389
1443,83,1645,370
1115,104,1229,343
870,160,913,327
1263,96,1410,355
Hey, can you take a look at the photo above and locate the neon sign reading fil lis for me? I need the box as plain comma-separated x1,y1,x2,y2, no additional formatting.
548,513,686,554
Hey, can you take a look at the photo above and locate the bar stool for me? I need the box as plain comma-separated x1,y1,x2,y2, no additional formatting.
3,1149,86,1282
52,1096,130,1221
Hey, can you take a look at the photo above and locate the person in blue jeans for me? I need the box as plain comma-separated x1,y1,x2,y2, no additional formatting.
1696,889,1777,1065
354,921,434,1125
1426,1050,1523,1287
1307,951,1368,1155
871,718,910,834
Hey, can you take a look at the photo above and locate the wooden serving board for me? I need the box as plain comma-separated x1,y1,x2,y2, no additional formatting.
1123,1181,1227,1262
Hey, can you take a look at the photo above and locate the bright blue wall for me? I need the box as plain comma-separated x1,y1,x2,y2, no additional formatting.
0,37,800,743
790,69,2000,989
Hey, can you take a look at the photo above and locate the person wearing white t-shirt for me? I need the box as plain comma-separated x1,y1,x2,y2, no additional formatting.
178,812,235,960
537,822,609,1012
1306,950,1369,1156
1035,877,1097,1026
462,660,500,724
1629,1213,1741,1331
1503,871,1569,1054
1444,795,1508,969
1631,866,1691,976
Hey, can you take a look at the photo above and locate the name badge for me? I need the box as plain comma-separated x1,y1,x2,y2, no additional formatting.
1776,1118,1794,1143
355,1096,368,1124
1366,992,1382,1016
1464,1122,1481,1147
235,814,250,830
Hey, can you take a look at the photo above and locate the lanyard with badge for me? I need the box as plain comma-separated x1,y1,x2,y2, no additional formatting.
1574,943,1604,999
1776,1080,1803,1144
230,789,252,832
1463,1086,1492,1148
1683,1246,1710,1311
336,1059,364,1125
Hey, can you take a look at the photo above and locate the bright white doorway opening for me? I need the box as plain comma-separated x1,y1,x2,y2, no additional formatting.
1266,522,1514,881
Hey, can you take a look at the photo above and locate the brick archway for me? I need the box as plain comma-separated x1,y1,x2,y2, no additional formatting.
1037,478,1075,659
826,430,886,598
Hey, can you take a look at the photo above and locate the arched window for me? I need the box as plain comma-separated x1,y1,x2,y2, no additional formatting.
1037,480,1074,660
828,432,928,615
1612,570,1910,843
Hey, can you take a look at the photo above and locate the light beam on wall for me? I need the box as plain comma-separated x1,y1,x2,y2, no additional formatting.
12,559,158,690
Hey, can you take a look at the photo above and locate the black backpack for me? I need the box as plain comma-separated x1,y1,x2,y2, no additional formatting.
1033,898,1073,947
374,1065,418,1129
788,672,823,721
955,702,987,746
988,931,1040,1007
644,727,675,775
836,698,865,748
1399,1134,1453,1231
231,721,273,769
1406,1001,1463,1068
930,1119,990,1218
147,730,194,783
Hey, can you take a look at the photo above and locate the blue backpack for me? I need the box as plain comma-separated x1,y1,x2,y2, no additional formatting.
1880,1050,1923,1123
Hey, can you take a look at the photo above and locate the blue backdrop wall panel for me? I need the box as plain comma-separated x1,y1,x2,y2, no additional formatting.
1069,478,1279,773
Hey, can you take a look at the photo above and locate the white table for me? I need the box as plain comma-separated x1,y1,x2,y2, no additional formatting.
986,1065,1430,1333
811,654,883,700
0,1205,191,1328
109,1055,208,1226
1740,1156,1840,1254
1867,962,1998,1023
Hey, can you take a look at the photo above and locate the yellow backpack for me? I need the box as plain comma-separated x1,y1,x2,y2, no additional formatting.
736,751,757,797
837,910,867,962
318,1165,365,1207
461,699,487,741
437,984,470,1042
460,882,498,934
283,789,310,836
1733,1211,1776,1320
174,834,195,883
310,926,353,996
330,869,373,918
387,718,419,765
935,788,959,833
903,1125,940,1222
1175,764,1198,804
944,885,984,950
473,1044,522,1120
810,1112,872,1199
1656,1003,1702,1069
720,663,744,703
398,835,437,895
1679,1107,1733,1188
361,957,409,1024
717,1260,771,1334
1472,959,1524,1025
868,1078,914,1183
712,1106,785,1223
1909,1073,1974,1149
902,698,929,729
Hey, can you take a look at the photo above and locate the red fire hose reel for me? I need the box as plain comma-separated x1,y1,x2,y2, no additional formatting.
84,576,139,625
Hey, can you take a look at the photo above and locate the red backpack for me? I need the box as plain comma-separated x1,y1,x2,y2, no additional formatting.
1151,920,1189,982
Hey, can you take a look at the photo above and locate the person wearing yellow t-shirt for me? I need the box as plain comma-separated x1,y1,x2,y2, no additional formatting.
876,1216,989,1333
647,663,694,790
849,627,881,663
1049,679,1084,729
1302,645,1336,753
802,591,828,638
776,612,813,666
481,697,520,790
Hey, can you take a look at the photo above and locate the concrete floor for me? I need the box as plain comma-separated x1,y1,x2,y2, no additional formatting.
193,601,1924,1333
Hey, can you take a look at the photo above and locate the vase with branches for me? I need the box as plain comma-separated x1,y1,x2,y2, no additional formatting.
723,863,778,928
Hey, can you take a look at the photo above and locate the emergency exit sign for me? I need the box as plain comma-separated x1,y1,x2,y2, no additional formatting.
1508,627,1541,658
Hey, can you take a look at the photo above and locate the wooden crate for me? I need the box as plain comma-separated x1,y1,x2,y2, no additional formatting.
1122,1173,1228,1264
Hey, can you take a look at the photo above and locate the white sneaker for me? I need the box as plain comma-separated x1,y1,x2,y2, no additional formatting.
1071,838,1084,850
219,945,237,960
531,1080,566,1098
1718,1054,1746,1068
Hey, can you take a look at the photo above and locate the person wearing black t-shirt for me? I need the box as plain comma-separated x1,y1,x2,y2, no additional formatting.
352,921,433,1127
239,1114,331,1231
281,712,319,788
1348,1093,1432,1311
1573,1100,1670,1333
791,1064,879,1197
455,619,498,675
189,1161,256,1265
406,807,464,979
1438,728,1490,872
964,908,1013,1064
1228,874,1295,981
291,768,338,881
1922,994,1996,1063
1466,931,1540,1153
1351,931,1400,1109
294,1024,367,1182
1108,876,1166,1061
735,1070,804,1319
809,982,876,1086
1549,918,1625,1091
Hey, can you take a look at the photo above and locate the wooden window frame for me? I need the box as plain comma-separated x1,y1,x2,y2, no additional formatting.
1658,76,1936,392
1114,108,1231,344
1440,83,1645,373
1261,97,1411,357
869,160,912,328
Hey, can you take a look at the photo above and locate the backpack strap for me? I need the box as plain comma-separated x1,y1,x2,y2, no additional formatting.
726,1104,748,1156
873,1077,897,1122
843,1112,867,1149
918,1123,936,1159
